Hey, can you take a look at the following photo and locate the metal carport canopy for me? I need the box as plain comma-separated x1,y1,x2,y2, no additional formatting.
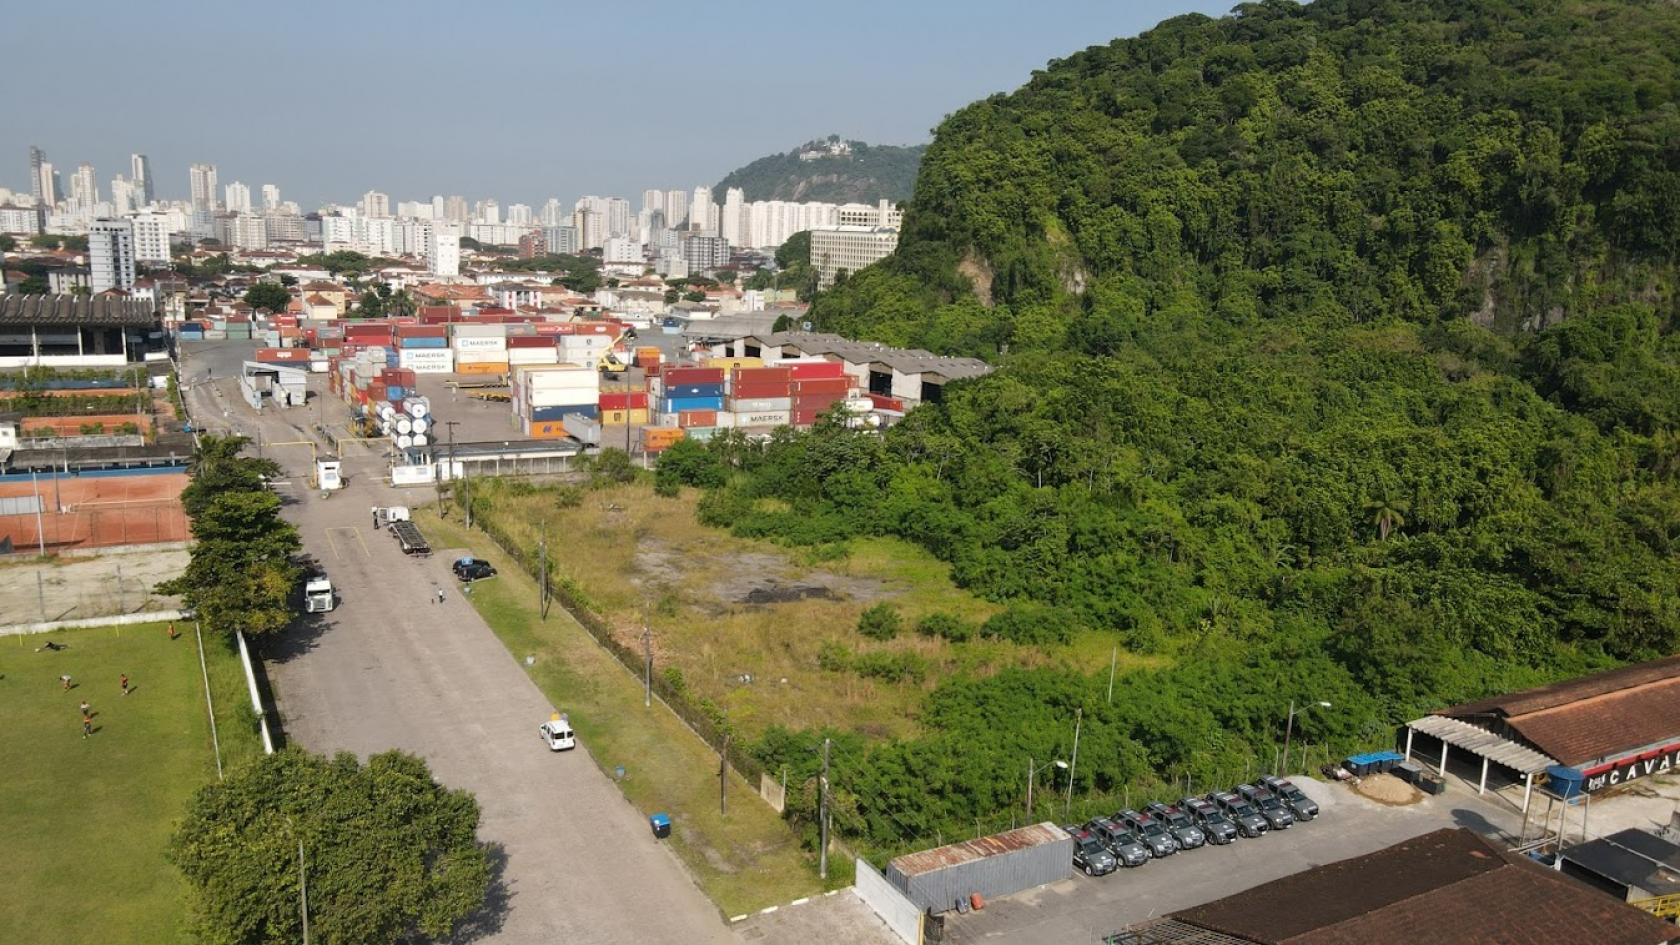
1407,714,1557,774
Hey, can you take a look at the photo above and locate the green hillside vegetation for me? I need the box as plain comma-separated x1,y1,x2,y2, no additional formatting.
716,137,926,203
659,0,1680,852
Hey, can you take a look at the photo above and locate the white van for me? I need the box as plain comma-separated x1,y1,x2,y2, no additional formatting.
539,713,576,751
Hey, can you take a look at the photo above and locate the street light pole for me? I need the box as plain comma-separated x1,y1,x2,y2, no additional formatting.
1066,708,1083,818
1281,700,1332,776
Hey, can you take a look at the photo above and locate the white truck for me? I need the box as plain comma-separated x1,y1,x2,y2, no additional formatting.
303,576,335,613
371,505,411,528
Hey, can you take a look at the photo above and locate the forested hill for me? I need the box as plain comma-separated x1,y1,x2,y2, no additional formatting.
715,138,924,202
665,0,1680,851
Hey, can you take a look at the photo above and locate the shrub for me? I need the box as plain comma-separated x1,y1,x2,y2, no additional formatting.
851,651,929,684
916,611,976,642
817,641,853,671
980,604,1078,646
857,603,902,641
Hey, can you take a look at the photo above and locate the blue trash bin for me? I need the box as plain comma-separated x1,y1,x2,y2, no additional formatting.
650,813,671,839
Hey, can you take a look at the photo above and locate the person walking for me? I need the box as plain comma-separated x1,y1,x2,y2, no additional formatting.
120,673,130,696
60,674,73,691
167,622,179,640
82,714,93,738
436,587,445,605
79,699,90,717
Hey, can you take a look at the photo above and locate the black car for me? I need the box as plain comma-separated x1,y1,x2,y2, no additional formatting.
1260,775,1320,822
452,557,497,582
1236,783,1295,830
1065,826,1119,876
1086,818,1150,867
1145,802,1206,850
1180,796,1239,845
1117,809,1178,857
1208,790,1268,838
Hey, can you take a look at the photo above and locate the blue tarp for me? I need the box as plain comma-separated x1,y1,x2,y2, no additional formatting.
1347,750,1405,766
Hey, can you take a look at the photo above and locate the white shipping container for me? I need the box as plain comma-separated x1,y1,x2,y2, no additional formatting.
405,399,429,418
527,390,598,409
737,411,791,427
451,323,506,338
523,372,598,391
453,335,508,351
455,349,509,365
714,412,736,428
398,348,455,373
508,347,561,365
730,397,794,412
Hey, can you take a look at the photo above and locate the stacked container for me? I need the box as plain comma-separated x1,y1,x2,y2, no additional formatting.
641,427,686,453
512,364,600,437
452,322,509,376
377,397,433,449
396,325,454,374
508,335,560,367
729,366,794,428
599,390,650,426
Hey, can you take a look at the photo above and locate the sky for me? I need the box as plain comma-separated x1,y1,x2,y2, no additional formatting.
1,0,1228,210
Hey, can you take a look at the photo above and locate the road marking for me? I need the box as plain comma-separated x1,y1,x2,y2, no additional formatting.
759,906,778,915
324,529,343,561
730,915,749,923
789,898,809,906
323,527,368,560
351,527,370,557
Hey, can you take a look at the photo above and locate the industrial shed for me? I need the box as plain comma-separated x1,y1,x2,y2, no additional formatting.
727,331,992,406
885,822,1070,913
1405,655,1680,811
1109,829,1677,945
0,294,165,368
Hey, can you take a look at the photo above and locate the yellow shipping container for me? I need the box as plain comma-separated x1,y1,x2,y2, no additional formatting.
703,356,764,372
455,361,509,376
600,408,652,425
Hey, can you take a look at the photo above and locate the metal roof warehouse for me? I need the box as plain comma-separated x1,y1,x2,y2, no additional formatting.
0,294,166,368
1405,655,1680,811
714,331,992,405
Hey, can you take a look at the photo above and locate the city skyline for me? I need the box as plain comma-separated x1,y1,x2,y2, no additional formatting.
0,0,1223,207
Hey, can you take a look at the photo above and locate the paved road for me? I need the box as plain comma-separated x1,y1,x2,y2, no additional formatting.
179,346,734,945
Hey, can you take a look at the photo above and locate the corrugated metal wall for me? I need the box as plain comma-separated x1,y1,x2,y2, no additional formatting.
891,837,1072,913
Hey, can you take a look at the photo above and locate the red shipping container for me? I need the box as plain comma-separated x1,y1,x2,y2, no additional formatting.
787,361,847,380
534,323,574,335
600,391,649,410
507,335,557,348
733,367,793,385
395,325,447,338
678,410,717,428
254,347,308,362
420,311,456,325
795,393,846,413
869,394,906,412
663,366,726,385
792,408,823,426
368,382,388,401
792,377,851,395
387,316,420,326
732,382,793,400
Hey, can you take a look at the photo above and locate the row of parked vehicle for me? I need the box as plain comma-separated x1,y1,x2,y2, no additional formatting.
1066,776,1321,876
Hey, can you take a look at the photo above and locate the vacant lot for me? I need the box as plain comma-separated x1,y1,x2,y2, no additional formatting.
0,547,187,625
0,622,263,944
418,511,832,915
465,481,1164,745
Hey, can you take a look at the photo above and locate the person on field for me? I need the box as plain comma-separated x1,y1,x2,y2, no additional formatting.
120,673,130,696
60,674,73,690
82,715,93,738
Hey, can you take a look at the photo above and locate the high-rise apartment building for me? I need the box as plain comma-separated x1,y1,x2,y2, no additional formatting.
360,190,390,218
641,189,664,214
543,225,581,256
810,225,899,288
130,212,172,264
689,187,715,234
664,189,687,228
229,214,269,251
428,222,461,277
28,146,48,231
603,237,642,264
261,184,280,211
607,197,631,238
474,199,499,225
69,163,97,211
721,187,745,245
224,181,252,213
110,175,136,216
88,218,136,294
130,153,153,205
506,203,533,226
540,198,567,227
681,233,730,272
189,163,219,211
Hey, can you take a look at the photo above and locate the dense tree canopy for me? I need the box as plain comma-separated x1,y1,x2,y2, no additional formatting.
171,748,490,945
683,0,1680,851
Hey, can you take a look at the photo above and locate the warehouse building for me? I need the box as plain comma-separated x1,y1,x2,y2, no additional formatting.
724,332,991,405
0,294,165,368
1111,829,1677,945
1404,655,1680,813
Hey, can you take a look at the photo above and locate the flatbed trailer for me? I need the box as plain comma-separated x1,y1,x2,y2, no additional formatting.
390,520,431,556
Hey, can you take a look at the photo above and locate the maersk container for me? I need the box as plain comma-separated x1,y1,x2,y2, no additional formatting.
885,823,1071,914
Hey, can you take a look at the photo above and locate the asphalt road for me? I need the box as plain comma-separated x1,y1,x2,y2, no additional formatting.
179,344,734,945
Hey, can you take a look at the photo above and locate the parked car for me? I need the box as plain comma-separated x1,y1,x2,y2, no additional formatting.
1180,796,1240,845
1260,775,1320,822
1208,791,1269,838
1236,783,1296,830
1117,809,1178,857
538,712,575,751
452,557,497,582
1145,802,1207,850
1086,818,1150,868
1065,826,1119,876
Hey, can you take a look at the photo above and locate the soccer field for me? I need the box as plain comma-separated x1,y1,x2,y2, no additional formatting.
0,622,263,944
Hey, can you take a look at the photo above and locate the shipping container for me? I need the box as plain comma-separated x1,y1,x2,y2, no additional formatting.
641,427,685,450
507,335,557,348
736,411,791,427
523,419,574,439
662,396,725,413
451,322,507,339
507,347,561,365
733,367,794,386
733,382,795,400
397,335,449,349
661,366,726,385
253,348,310,363
869,394,907,412
395,325,448,338
705,356,765,372
787,361,848,380
455,361,508,375
600,407,650,425
885,824,1071,914
792,377,852,395
730,397,794,413
678,410,717,428
665,383,725,399
453,336,508,352
599,391,650,410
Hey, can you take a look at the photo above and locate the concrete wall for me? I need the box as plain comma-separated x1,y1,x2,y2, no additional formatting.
855,858,922,945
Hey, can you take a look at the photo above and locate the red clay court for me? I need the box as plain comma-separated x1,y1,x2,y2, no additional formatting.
0,471,189,552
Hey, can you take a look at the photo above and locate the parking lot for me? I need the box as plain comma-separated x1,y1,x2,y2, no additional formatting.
940,778,1524,944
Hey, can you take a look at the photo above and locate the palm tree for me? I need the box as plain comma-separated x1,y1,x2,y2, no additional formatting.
1363,494,1409,541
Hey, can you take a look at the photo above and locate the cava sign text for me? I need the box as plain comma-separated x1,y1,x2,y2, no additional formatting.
1582,743,1680,792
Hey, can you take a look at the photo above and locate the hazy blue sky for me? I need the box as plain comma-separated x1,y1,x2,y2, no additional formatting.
2,0,1228,209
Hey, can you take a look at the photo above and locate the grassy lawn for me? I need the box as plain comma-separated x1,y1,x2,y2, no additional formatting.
0,622,264,944
459,481,1166,749
419,510,834,916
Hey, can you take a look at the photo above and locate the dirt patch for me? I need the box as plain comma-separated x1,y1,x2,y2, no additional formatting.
740,583,839,605
0,547,187,625
633,540,895,610
1353,773,1424,806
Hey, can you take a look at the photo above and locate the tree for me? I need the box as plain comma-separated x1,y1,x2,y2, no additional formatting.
171,748,491,945
386,288,416,318
0,234,15,252
179,435,280,519
28,234,59,250
18,275,48,294
357,289,386,318
278,273,298,287
1363,495,1409,542
683,290,706,303
244,282,291,315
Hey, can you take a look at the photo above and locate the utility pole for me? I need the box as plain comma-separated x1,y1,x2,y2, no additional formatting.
1026,756,1034,818
444,419,461,521
642,612,653,709
719,729,730,817
299,835,309,945
1106,645,1118,704
1066,707,1083,818
31,469,45,554
538,537,548,619
819,737,831,880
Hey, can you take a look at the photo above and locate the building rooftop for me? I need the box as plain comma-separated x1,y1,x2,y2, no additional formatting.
1563,828,1680,899
1149,829,1675,945
745,331,994,383
1444,656,1680,766
0,294,159,327
888,823,1066,879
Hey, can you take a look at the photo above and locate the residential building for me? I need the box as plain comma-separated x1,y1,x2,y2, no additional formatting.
319,214,356,247
518,231,546,258
229,213,269,250
607,197,631,238
507,203,533,226
264,213,307,243
809,225,899,288
431,195,446,219
543,225,581,255
540,198,567,227
189,163,218,212
88,218,136,294
361,216,394,255
444,195,468,223
721,187,745,245
68,163,97,213
130,212,172,264
663,189,687,228
0,206,38,234
130,153,153,205
110,175,136,216
641,189,664,214
690,186,715,234
429,222,461,277
603,237,642,264
28,145,47,229
397,199,433,220
261,184,280,211
474,199,499,225
225,180,251,213
361,190,390,218
681,234,730,272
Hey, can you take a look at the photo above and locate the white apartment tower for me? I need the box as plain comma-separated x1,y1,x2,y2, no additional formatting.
261,184,281,211
428,222,461,277
689,187,715,234
189,163,219,211
130,153,153,205
70,163,98,211
130,212,172,265
663,189,687,228
607,197,631,238
110,176,136,216
360,190,390,218
88,218,136,294
224,181,252,213
721,187,745,245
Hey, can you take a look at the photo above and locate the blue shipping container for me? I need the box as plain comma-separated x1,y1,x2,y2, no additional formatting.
662,396,725,413
665,383,725,398
529,405,601,422
398,336,448,348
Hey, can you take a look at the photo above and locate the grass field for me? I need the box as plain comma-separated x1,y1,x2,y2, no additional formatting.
0,622,263,944
463,481,1165,745
419,510,836,916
